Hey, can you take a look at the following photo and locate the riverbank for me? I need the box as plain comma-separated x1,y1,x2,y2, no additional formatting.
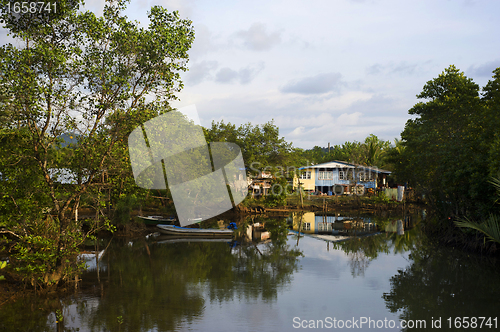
79,194,498,258
422,215,499,257
0,273,20,307
235,194,423,215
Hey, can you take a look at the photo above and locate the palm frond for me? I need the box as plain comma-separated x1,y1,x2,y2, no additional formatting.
488,177,500,205
454,214,500,244
489,177,500,193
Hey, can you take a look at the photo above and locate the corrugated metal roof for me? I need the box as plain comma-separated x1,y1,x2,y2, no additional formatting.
298,160,354,170
299,160,391,174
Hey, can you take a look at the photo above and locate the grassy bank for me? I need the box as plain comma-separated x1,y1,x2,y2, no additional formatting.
236,193,422,214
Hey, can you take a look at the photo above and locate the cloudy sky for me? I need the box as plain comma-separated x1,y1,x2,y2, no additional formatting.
3,0,499,149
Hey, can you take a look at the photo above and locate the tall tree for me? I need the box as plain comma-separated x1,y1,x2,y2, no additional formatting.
205,120,293,172
482,68,500,178
0,0,194,287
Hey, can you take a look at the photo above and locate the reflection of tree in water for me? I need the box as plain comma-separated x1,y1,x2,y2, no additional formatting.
207,218,302,302
383,240,500,331
331,216,423,277
0,294,80,332
332,234,389,277
347,250,370,277
212,241,302,303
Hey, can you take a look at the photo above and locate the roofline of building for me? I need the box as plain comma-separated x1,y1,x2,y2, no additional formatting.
298,160,392,174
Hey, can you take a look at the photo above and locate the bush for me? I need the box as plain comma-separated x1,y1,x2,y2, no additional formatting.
113,194,139,225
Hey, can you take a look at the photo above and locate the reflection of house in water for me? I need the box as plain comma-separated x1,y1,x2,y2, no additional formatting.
292,212,376,235
245,222,270,242
384,216,415,235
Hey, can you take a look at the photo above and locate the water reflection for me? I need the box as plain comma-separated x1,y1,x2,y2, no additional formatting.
1,211,499,332
74,221,301,331
383,242,500,331
292,212,380,236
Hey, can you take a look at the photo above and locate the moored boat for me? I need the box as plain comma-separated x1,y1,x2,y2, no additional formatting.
138,215,177,225
156,224,234,237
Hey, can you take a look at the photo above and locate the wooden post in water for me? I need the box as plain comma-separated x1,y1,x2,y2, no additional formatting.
299,182,303,208
96,236,100,283
297,212,304,246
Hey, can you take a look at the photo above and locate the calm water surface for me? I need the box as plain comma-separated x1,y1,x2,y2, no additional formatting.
2,212,499,331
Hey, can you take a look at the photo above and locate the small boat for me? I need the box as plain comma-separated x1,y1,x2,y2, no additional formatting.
78,249,106,271
138,215,177,225
156,224,234,238
154,235,234,244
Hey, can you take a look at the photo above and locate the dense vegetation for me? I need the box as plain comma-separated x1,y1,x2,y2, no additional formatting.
392,66,500,249
394,66,500,219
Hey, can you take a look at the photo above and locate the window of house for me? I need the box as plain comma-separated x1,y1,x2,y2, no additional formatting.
299,171,311,180
339,168,354,180
358,170,373,182
318,171,333,180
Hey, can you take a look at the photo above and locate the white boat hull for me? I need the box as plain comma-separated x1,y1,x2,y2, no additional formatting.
156,224,234,238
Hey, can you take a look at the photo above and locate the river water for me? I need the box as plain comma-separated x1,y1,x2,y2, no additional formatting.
1,211,499,331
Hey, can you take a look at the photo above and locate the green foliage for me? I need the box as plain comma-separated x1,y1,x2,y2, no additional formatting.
384,138,406,183
264,218,291,246
204,120,293,169
55,309,64,324
454,177,500,244
117,315,124,324
113,194,139,225
372,191,391,204
263,175,288,207
12,217,86,287
0,260,6,281
454,215,500,244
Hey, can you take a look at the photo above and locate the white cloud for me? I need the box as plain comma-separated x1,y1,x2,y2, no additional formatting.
188,24,217,60
280,73,344,95
186,60,219,85
214,62,265,85
215,67,239,83
288,126,306,138
366,61,430,77
337,112,362,126
467,60,500,78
